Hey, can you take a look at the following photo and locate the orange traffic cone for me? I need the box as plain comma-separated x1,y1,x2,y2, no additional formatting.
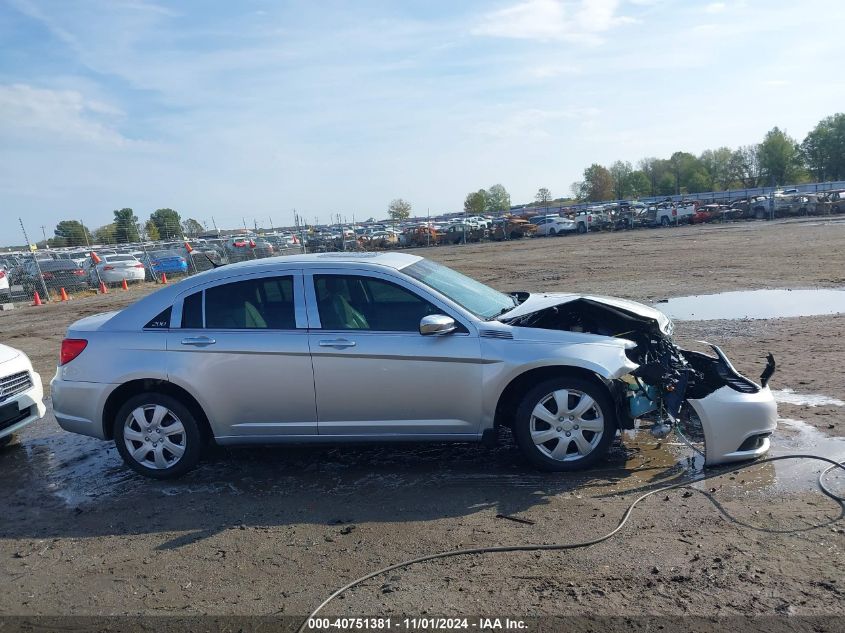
60,288,69,301
121,278,128,291
99,281,108,294
160,272,168,284
32,291,43,306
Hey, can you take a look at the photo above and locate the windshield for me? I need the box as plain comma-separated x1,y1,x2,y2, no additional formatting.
402,259,515,319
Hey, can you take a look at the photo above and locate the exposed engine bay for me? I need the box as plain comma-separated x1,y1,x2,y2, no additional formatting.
503,296,777,461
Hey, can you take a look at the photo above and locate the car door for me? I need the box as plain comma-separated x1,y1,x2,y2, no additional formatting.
166,270,317,441
305,268,484,438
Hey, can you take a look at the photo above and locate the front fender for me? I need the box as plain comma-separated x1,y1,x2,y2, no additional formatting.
480,339,638,429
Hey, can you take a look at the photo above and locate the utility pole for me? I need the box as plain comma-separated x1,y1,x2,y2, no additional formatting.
20,218,50,300
41,225,48,246
212,217,219,236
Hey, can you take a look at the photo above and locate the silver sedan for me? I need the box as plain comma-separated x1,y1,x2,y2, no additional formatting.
51,253,777,479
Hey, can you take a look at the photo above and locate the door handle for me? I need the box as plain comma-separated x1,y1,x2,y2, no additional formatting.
181,336,216,347
318,339,356,348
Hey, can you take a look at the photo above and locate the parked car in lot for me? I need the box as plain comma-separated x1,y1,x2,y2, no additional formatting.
140,250,188,280
491,217,538,240
85,254,146,286
0,343,46,447
22,260,88,293
640,202,696,227
534,217,577,236
819,190,845,213
690,204,726,224
0,266,9,300
52,252,778,479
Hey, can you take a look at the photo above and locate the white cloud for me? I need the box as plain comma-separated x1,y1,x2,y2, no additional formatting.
705,2,727,13
472,0,636,42
0,83,130,146
474,106,600,139
527,63,582,78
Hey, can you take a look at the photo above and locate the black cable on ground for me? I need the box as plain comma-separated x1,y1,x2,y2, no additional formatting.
298,454,844,632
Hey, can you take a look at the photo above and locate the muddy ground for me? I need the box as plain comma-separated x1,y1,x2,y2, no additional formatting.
1,217,843,630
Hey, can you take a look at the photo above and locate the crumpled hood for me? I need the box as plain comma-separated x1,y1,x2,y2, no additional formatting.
501,292,673,334
0,343,22,365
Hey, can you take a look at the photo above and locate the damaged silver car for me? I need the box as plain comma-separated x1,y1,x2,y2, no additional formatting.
51,253,777,478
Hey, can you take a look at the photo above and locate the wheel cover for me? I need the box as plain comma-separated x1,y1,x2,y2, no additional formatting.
529,389,604,462
123,404,186,470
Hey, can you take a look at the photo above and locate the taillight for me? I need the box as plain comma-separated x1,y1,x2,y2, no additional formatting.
0,270,5,279
60,338,88,365
103,266,114,271
42,272,54,279
151,260,160,266
672,209,677,216
587,215,592,222
73,270,85,275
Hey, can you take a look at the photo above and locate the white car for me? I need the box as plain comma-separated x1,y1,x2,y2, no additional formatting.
0,266,9,300
0,343,46,447
535,217,577,236
86,254,146,285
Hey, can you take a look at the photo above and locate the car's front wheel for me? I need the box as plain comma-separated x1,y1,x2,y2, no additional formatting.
513,377,615,471
114,393,202,479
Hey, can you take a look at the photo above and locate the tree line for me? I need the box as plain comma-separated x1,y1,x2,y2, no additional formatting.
566,113,845,203
49,209,205,247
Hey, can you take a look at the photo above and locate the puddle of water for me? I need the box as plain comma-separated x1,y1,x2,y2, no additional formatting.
772,388,845,407
654,288,845,320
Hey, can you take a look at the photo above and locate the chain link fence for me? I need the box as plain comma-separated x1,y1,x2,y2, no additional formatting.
2,219,305,306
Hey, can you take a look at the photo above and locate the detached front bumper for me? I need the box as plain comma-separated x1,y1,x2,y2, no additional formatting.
687,385,778,466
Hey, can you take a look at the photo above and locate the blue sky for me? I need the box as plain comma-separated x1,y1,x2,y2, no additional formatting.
1,0,844,243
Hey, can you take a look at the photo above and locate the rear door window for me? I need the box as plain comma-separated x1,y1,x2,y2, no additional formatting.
203,276,296,329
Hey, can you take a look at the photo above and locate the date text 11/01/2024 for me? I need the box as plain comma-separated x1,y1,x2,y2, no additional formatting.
307,617,528,630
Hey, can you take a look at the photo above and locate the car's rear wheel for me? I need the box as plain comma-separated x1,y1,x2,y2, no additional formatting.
513,377,615,471
660,216,670,226
114,393,202,479
0,434,13,448
548,228,556,236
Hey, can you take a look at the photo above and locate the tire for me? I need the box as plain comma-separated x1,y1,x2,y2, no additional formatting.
754,208,766,220
577,223,587,234
660,216,670,227
513,376,615,472
114,392,202,479
548,228,556,236
0,434,13,448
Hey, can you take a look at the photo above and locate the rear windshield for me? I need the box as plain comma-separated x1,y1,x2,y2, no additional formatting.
39,261,79,271
104,255,135,262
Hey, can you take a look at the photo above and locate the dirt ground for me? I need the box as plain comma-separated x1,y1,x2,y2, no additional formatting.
1,217,844,630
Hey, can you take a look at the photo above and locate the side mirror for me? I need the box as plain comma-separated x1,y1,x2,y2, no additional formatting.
420,314,457,336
